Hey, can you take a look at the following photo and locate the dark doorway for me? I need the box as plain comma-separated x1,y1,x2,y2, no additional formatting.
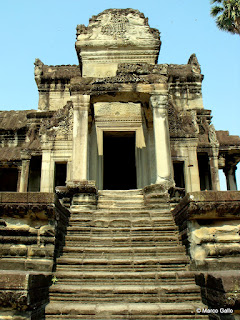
28,156,42,192
198,153,212,190
103,132,136,190
54,162,67,188
173,162,185,189
0,168,18,191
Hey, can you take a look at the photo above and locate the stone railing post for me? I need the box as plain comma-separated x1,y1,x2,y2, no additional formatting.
72,95,90,181
150,94,174,188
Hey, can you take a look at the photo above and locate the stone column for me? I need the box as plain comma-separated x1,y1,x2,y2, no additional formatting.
72,95,90,182
17,167,22,192
150,94,173,188
209,149,220,191
186,143,201,192
40,148,54,192
19,159,30,192
224,165,238,191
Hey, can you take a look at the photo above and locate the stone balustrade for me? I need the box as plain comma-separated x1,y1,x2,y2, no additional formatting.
0,192,70,319
172,191,240,270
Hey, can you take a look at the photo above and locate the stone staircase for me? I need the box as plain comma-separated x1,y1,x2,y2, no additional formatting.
45,189,208,319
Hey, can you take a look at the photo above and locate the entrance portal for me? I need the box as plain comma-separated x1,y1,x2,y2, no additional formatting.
103,132,136,190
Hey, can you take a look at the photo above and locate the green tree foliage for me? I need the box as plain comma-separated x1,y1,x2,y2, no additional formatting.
210,0,240,35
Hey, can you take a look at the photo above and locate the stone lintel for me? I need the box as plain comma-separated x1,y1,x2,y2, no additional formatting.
173,191,240,222
70,77,168,94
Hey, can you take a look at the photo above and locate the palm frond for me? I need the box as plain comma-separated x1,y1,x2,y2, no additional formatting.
210,0,240,35
211,6,224,16
211,0,223,3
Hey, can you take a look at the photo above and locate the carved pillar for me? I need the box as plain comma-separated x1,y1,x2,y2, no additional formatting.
186,143,201,192
72,95,90,182
150,94,173,187
224,165,238,191
19,159,30,192
208,125,220,191
40,148,54,192
17,166,22,192
209,150,220,191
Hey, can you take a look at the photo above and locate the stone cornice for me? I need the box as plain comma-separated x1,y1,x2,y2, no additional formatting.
0,192,69,221
172,191,240,224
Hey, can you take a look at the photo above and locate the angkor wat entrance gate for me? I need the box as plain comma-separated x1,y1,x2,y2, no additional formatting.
1,8,240,320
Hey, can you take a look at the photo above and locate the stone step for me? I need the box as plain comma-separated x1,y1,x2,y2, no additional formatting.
69,221,177,229
69,209,172,215
63,241,181,248
98,195,144,202
65,232,179,239
97,201,145,209
46,315,208,320
65,238,179,249
66,225,178,232
68,221,177,229
97,197,144,202
45,302,209,320
53,270,197,285
64,233,180,240
50,294,201,304
57,265,188,272
98,189,143,195
60,253,186,261
49,283,201,299
69,215,175,223
96,206,170,211
69,211,173,220
61,245,186,255
57,255,189,271
63,238,181,247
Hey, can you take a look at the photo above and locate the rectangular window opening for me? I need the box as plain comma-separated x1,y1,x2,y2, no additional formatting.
0,167,18,191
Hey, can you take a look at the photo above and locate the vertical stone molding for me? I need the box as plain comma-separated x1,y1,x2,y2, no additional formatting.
72,95,90,181
19,159,30,192
150,94,173,188
224,165,238,191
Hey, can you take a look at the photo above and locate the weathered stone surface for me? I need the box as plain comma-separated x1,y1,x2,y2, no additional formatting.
0,192,70,272
195,271,240,309
76,9,161,77
173,191,240,270
0,270,51,320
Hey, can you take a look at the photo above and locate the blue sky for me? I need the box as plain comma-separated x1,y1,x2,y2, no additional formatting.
0,0,239,188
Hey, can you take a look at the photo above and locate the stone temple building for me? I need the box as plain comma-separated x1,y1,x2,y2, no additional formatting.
1,8,240,320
